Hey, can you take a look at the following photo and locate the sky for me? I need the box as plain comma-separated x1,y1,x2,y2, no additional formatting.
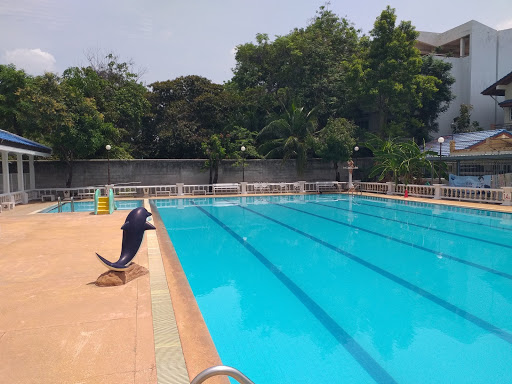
1,0,512,86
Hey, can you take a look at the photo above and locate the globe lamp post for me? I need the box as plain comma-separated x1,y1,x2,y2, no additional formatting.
437,137,444,184
241,146,246,182
106,144,111,185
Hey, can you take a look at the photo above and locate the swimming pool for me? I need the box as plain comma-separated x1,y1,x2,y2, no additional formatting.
153,195,512,384
42,199,143,213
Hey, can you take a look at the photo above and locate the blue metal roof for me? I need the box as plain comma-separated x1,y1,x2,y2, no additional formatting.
0,129,52,155
424,129,512,156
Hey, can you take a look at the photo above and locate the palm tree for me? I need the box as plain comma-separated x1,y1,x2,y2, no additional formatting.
257,103,317,176
366,134,436,185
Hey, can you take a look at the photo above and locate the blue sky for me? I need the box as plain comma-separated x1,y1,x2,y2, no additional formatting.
1,0,511,85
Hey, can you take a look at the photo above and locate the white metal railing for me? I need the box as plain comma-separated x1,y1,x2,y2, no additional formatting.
183,184,212,195
153,185,178,196
0,193,15,209
248,182,299,194
213,183,240,194
10,191,24,204
113,186,138,197
304,182,318,192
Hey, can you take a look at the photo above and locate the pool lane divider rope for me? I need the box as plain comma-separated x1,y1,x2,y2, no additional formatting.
277,202,512,281
232,204,512,346
191,202,399,384
312,201,512,251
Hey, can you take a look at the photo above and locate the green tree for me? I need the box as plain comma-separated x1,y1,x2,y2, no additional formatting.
415,55,455,140
147,76,238,158
315,118,357,181
366,134,436,185
452,104,481,133
257,103,317,175
62,54,150,157
17,73,120,187
0,64,31,136
225,126,260,164
202,134,226,184
231,6,359,126
347,6,439,138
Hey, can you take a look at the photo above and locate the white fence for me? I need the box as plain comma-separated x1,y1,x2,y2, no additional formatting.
357,182,512,206
2,180,512,211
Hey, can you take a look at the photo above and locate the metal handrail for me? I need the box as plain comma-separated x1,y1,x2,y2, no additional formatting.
348,184,362,196
57,197,62,213
70,197,75,212
190,366,255,384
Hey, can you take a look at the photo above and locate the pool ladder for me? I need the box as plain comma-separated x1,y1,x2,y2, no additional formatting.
57,196,75,213
190,366,255,384
348,184,362,196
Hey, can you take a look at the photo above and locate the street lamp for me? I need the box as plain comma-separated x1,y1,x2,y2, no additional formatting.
437,137,444,184
106,144,111,185
241,145,246,182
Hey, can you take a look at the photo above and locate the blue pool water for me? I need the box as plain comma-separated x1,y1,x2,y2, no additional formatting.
153,195,512,384
43,199,142,213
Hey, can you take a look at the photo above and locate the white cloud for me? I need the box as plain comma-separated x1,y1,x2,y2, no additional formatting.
2,48,56,75
496,18,512,30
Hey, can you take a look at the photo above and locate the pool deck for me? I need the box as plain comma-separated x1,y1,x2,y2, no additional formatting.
0,201,157,384
1,193,511,384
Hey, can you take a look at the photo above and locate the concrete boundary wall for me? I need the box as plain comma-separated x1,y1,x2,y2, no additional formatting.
26,158,372,189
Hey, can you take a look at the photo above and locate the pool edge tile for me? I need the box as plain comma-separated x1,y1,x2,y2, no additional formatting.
147,199,230,384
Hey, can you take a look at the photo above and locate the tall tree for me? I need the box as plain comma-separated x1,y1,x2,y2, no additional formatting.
202,134,226,184
347,6,439,139
0,64,31,136
231,6,360,127
315,118,357,181
147,76,239,158
17,73,120,187
62,54,150,157
414,55,455,140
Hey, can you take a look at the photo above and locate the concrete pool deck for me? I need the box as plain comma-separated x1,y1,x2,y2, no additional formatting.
1,194,511,384
0,202,158,384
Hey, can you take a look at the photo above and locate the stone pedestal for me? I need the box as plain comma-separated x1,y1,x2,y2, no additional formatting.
95,263,148,287
343,165,358,189
177,183,184,196
433,184,442,200
386,182,395,195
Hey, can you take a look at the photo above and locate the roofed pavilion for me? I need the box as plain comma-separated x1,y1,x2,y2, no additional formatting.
0,129,52,199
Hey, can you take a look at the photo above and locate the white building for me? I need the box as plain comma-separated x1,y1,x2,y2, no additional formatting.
417,21,512,136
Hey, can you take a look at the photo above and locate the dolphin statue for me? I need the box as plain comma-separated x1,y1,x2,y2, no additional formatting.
96,207,156,271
